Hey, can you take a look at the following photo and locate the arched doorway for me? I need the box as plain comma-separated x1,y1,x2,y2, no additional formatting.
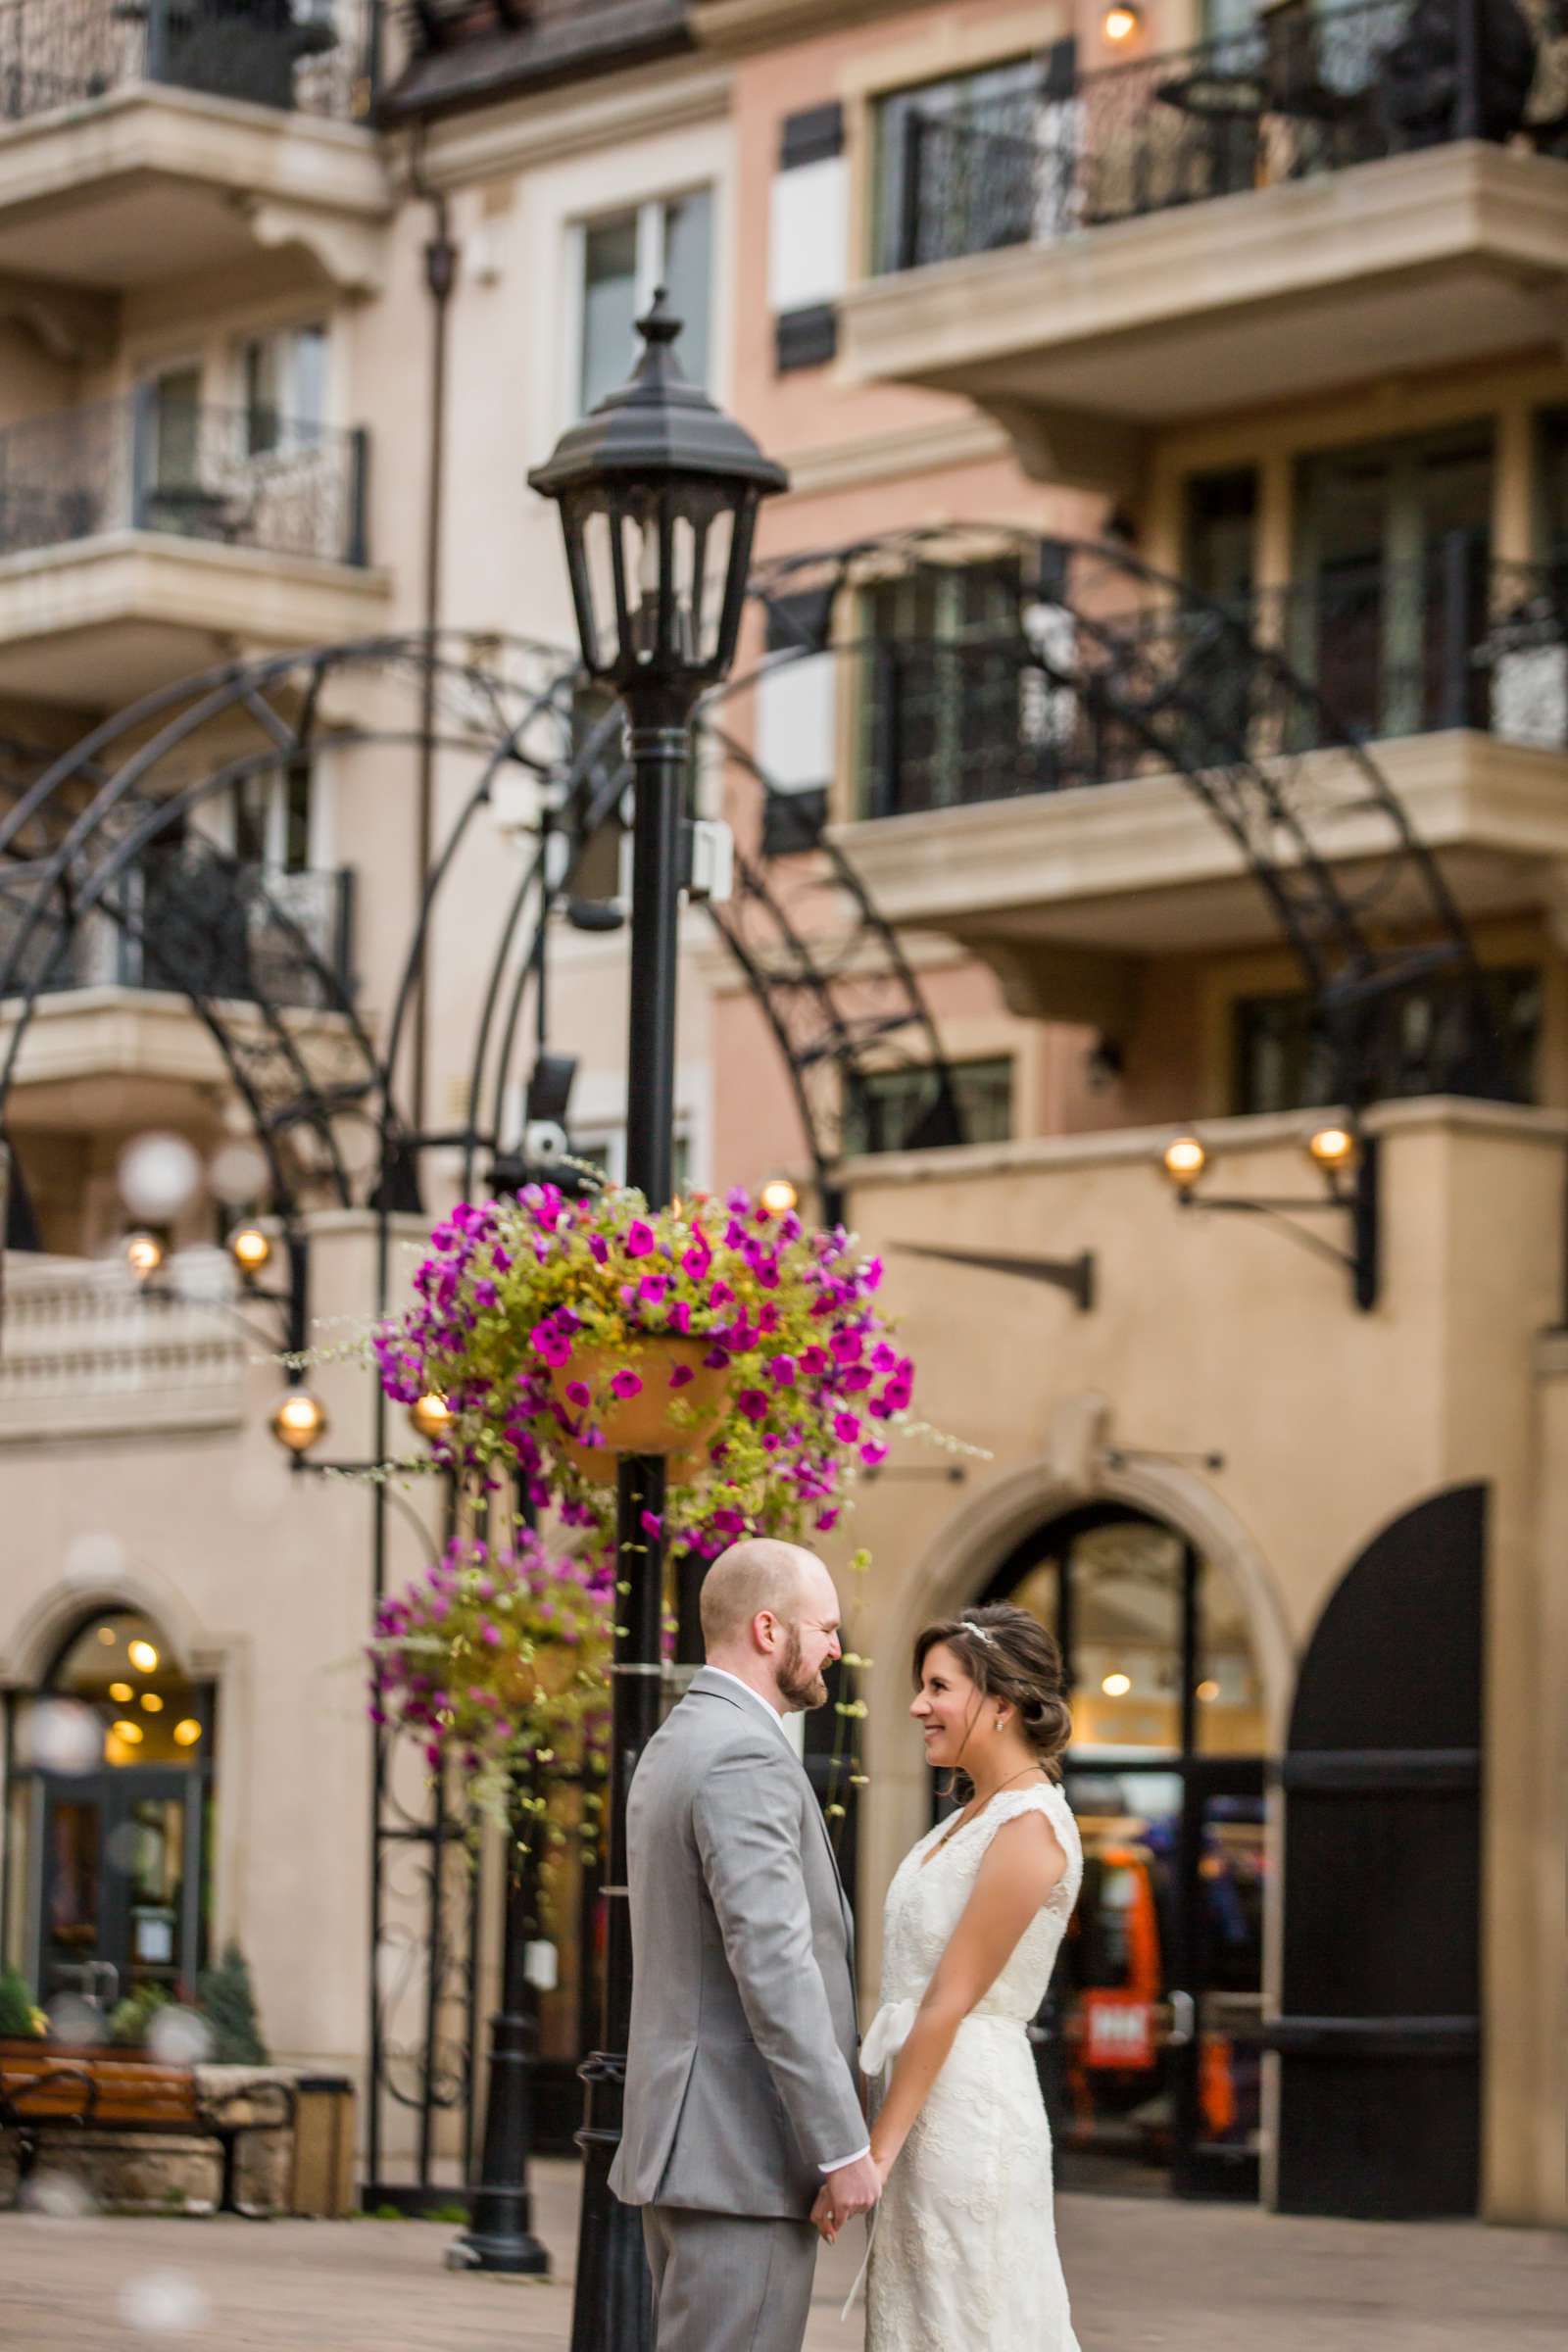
3,1607,215,2021
979,1502,1268,2200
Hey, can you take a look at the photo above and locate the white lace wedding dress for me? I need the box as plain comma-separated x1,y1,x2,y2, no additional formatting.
862,1781,1085,2351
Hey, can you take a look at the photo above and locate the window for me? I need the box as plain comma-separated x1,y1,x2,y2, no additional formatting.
1292,424,1494,739
226,759,315,875
873,55,1043,273
1232,968,1541,1113
241,323,327,457
859,559,1033,817
843,1056,1012,1157
579,189,712,416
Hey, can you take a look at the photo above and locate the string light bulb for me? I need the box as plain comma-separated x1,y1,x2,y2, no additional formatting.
1160,1135,1207,1192
409,1392,454,1446
270,1390,328,1457
124,1230,166,1281
760,1177,798,1217
228,1224,272,1279
1307,1124,1358,1173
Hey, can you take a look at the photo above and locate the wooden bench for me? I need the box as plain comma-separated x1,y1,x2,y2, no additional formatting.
0,2050,294,2217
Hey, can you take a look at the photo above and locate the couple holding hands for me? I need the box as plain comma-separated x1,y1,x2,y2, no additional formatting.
612,1538,1084,2352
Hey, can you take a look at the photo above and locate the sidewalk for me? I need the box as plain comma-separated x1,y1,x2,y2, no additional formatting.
3,2159,1564,2349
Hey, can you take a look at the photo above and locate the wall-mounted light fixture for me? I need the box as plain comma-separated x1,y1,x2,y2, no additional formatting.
1159,1121,1380,1310
1102,2,1143,40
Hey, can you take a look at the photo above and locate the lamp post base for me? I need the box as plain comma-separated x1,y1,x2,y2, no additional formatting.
569,2052,653,2352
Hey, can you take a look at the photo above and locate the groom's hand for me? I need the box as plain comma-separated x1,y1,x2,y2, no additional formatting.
822,2150,882,2233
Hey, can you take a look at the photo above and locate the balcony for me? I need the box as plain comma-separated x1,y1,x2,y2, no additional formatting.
838,0,1568,487
0,1254,246,1443
0,0,387,296
832,552,1568,1023
0,850,356,1122
0,393,385,701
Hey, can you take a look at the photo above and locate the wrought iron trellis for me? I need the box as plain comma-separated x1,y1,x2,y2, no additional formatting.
0,524,1508,2183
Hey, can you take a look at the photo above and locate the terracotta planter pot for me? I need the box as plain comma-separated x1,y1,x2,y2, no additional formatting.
550,1337,730,1486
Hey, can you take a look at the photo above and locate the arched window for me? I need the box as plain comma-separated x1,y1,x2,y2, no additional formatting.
2,1606,215,2018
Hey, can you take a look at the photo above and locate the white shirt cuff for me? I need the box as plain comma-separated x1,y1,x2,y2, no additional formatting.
819,2144,871,2174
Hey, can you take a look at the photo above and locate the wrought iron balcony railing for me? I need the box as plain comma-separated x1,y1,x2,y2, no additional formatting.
0,0,379,125
886,0,1568,272
0,393,369,566
857,544,1568,820
0,852,356,1011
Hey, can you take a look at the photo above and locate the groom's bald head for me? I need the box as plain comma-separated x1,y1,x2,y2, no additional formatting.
701,1539,818,1652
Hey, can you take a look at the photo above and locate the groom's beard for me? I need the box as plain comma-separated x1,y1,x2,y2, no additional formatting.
776,1624,829,1712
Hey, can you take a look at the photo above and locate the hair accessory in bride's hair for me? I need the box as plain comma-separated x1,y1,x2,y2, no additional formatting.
960,1618,998,1646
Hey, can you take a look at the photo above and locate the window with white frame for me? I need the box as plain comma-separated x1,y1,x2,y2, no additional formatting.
240,323,328,456
578,189,712,416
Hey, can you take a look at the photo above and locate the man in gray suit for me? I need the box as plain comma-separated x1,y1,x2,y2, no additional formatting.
611,1538,881,2351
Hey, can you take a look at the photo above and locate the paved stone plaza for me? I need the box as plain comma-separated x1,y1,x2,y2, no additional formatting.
3,2159,1564,2350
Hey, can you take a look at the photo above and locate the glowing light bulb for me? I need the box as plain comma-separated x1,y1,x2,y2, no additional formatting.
760,1177,798,1217
127,1640,159,1673
1101,1671,1133,1698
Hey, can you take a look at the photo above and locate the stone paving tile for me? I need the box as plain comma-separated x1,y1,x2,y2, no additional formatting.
1,2159,1564,2350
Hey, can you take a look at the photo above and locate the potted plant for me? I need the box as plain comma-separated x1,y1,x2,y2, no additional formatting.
373,1182,914,1562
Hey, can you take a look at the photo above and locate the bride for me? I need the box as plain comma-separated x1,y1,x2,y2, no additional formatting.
815,1602,1085,2350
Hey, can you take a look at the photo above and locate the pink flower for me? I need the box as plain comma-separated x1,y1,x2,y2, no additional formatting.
530,1321,572,1368
668,1299,692,1335
800,1346,830,1377
860,1439,889,1468
681,1240,712,1281
641,1510,663,1539
862,1257,884,1291
638,1274,669,1305
737,1389,769,1424
564,1380,591,1409
871,1342,899,1374
833,1412,862,1446
626,1221,656,1258
589,1235,610,1265
669,1361,696,1390
830,1330,863,1366
815,1508,839,1533
703,1346,731,1371
610,1369,644,1400
767,1354,797,1388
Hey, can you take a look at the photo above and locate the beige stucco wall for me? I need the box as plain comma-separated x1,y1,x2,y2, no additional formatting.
831,1099,1568,2228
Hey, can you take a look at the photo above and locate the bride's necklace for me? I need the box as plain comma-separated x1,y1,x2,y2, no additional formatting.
933,1760,1046,1855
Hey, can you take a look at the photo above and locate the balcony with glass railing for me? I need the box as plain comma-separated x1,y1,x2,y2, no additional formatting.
832,547,1568,1022
0,0,389,294
0,393,385,702
839,0,1568,487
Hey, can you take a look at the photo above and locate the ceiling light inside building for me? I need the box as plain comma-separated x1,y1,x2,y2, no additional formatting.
1101,1671,1133,1697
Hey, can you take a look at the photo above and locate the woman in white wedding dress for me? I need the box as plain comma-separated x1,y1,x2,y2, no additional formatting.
816,1602,1084,2351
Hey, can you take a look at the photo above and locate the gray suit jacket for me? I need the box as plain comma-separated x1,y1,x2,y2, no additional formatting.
610,1667,863,2219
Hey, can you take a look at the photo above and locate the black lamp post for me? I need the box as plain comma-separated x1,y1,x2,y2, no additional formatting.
529,293,787,2352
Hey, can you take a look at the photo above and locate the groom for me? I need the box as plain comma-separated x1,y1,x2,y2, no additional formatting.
610,1537,880,2351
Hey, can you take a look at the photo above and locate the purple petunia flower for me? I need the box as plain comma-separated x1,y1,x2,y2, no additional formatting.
669,1362,696,1390
610,1368,644,1400
626,1221,656,1258
767,1354,796,1388
565,1380,591,1409
638,1274,669,1305
833,1412,862,1446
737,1389,769,1424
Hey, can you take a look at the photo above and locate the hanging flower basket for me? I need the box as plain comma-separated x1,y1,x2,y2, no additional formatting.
548,1336,731,1483
368,1530,613,1832
373,1181,915,1556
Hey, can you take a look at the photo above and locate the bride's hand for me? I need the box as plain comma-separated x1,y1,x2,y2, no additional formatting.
809,2184,836,2242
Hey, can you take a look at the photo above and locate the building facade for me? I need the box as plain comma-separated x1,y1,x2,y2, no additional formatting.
0,0,1563,2235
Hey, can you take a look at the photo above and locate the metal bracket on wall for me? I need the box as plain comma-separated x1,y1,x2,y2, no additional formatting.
892,1240,1096,1312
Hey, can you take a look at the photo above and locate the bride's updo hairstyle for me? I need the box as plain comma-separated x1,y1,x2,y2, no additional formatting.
913,1603,1072,1793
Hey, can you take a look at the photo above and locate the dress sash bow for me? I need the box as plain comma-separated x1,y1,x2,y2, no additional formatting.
858,1996,916,2082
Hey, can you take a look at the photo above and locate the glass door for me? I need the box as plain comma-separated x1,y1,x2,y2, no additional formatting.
39,1770,199,2013
1169,1759,1267,2198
